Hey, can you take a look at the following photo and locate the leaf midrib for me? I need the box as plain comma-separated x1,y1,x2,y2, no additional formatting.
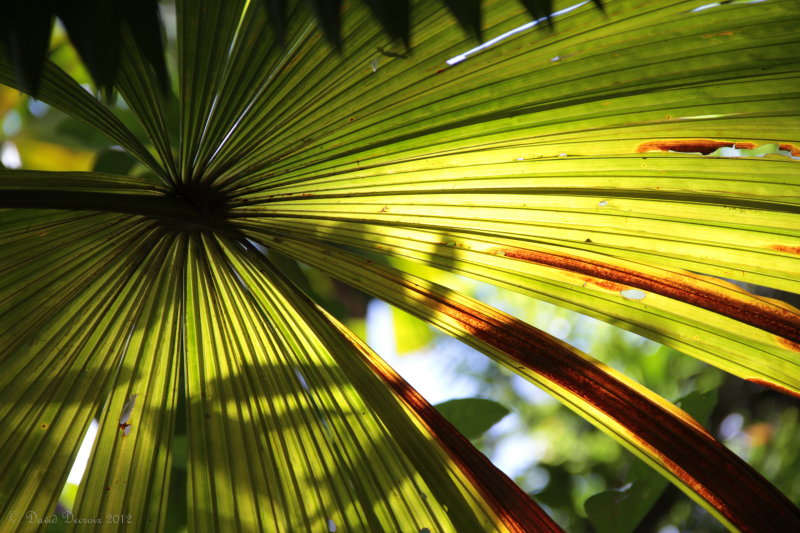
0,190,232,233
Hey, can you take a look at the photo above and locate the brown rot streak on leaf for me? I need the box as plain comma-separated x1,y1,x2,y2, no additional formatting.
361,342,561,532
702,31,735,38
582,277,627,292
491,246,800,345
777,336,800,353
636,139,756,155
778,143,800,156
747,378,800,400
770,244,800,255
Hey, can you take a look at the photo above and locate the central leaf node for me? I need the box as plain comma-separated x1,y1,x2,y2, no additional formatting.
170,182,228,220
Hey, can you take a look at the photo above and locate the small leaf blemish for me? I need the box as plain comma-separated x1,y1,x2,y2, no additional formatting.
119,394,138,435
620,289,646,300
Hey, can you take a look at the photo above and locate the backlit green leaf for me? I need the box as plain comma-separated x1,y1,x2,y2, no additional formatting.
435,398,511,440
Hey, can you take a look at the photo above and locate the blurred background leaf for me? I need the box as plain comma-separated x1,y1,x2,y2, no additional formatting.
434,398,511,440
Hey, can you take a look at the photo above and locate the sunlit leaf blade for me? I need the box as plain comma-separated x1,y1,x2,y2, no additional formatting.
196,0,460,185
0,209,167,528
192,0,800,394
208,0,797,191
176,0,247,184
0,47,165,180
116,28,179,184
238,210,800,397
177,0,319,186
181,233,561,532
250,234,800,531
183,0,460,185
232,155,800,292
70,236,185,532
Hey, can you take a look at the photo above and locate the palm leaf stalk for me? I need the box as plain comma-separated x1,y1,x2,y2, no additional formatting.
1,0,799,531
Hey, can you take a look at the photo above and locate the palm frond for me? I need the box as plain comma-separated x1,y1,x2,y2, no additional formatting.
1,0,798,531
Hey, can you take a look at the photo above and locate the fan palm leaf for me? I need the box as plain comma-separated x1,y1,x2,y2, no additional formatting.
1,0,799,531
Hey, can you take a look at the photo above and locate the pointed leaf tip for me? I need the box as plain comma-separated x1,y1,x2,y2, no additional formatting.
0,4,54,96
363,0,411,48
307,0,343,48
442,0,482,41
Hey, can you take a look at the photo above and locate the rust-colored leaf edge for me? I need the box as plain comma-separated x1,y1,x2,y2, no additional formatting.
329,314,564,533
636,139,800,157
488,245,800,361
